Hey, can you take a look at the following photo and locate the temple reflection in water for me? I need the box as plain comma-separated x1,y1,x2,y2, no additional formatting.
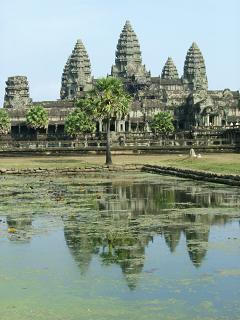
1,174,239,289
63,179,239,289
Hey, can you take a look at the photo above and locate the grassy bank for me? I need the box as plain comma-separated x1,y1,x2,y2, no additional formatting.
0,153,239,175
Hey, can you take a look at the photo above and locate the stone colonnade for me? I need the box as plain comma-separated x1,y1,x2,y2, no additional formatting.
98,119,151,133
201,114,222,127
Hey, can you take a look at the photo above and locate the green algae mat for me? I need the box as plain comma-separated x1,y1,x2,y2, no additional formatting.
0,172,240,320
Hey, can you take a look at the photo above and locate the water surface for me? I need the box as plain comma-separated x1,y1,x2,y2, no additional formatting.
0,172,239,320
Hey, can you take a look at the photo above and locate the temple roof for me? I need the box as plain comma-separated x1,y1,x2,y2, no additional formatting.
115,20,142,66
60,39,92,100
111,21,150,82
161,57,179,80
4,75,32,109
183,42,208,90
61,56,70,85
68,39,91,79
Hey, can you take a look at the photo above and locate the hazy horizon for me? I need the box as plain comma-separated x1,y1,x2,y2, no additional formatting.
1,0,239,106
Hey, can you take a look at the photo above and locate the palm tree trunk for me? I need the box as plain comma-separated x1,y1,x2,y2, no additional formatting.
106,118,112,165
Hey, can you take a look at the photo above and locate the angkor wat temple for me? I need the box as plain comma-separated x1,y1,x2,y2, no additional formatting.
2,20,240,141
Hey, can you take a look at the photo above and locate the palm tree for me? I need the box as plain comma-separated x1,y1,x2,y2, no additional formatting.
90,77,132,165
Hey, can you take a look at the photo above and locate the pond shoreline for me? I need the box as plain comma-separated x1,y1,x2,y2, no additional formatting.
0,164,142,175
142,165,240,187
0,164,240,186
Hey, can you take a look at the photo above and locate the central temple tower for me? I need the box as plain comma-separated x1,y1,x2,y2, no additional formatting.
111,21,150,83
183,42,208,91
60,39,93,100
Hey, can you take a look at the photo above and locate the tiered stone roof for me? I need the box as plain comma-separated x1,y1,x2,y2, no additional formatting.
111,21,150,82
60,56,70,98
183,42,208,90
116,20,142,68
60,39,93,100
4,76,32,108
161,57,179,80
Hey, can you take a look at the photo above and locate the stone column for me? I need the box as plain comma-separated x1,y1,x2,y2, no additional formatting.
121,121,126,132
205,115,210,127
128,119,132,132
99,120,103,132
145,122,150,132
213,116,216,126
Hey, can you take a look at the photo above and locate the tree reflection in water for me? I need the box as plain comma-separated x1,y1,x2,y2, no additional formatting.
1,174,238,289
63,178,239,288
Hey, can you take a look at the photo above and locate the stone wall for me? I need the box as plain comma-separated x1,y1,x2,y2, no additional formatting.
142,165,240,187
0,164,142,175
0,128,239,154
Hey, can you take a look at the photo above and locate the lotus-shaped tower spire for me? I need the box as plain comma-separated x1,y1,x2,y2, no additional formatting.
161,57,179,80
183,42,208,90
111,20,150,82
4,76,32,108
60,39,93,100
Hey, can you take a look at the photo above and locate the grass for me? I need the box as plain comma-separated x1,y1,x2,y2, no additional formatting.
0,153,239,175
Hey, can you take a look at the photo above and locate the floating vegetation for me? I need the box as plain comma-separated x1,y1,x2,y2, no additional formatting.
0,172,240,319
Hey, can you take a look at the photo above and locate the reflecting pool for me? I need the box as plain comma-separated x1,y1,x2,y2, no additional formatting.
0,172,239,320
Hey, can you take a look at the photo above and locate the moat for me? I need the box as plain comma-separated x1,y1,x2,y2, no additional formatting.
0,172,239,320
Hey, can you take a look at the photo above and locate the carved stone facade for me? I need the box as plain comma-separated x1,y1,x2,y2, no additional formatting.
111,21,150,84
2,21,240,136
183,42,208,91
60,39,93,100
161,57,179,80
4,76,32,109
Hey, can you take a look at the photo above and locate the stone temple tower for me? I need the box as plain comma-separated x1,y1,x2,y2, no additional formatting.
60,39,93,100
161,57,179,80
4,76,32,108
183,42,208,91
111,20,150,83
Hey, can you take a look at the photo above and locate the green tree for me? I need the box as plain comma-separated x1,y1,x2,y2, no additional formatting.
26,105,48,130
64,108,96,140
89,77,132,165
0,109,11,135
150,112,174,136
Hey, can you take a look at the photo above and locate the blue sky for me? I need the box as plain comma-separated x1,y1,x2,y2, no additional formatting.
1,0,239,105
